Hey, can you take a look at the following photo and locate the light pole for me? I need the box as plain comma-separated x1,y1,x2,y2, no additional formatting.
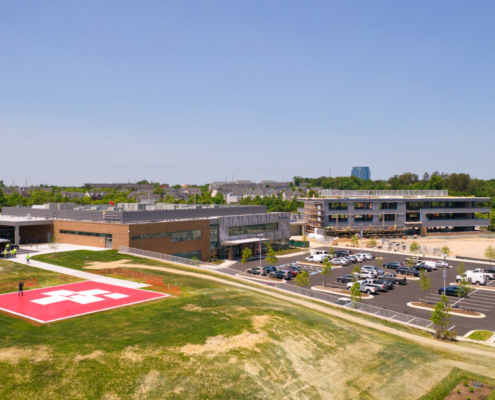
257,234,263,271
443,254,447,296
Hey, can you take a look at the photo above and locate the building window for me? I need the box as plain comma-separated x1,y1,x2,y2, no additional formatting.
379,202,397,210
173,250,202,260
329,202,348,210
227,223,278,237
60,230,112,238
328,215,348,223
378,214,396,222
354,202,373,210
354,214,373,222
131,229,202,242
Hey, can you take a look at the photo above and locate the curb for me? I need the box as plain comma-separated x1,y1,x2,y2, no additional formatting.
406,302,485,318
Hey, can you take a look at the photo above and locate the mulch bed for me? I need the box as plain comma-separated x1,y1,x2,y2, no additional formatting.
411,302,481,316
444,380,493,399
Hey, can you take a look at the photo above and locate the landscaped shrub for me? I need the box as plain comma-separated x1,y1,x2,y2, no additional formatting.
442,330,450,340
463,380,469,387
469,387,474,393
435,329,442,338
457,389,460,394
449,330,458,341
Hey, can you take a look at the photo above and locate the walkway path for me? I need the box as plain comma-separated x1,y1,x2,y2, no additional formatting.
9,244,148,289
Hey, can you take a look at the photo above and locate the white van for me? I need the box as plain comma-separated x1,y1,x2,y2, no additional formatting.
456,271,488,285
310,250,328,256
422,260,438,270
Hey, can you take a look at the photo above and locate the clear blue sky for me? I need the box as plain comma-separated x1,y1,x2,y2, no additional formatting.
1,1,494,186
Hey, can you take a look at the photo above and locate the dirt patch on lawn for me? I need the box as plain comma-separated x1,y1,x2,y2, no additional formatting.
0,346,52,364
85,260,137,269
444,380,494,399
74,350,106,363
179,331,269,357
182,304,202,312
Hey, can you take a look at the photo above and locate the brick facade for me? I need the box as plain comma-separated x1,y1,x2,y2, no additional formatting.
19,224,54,244
53,219,211,261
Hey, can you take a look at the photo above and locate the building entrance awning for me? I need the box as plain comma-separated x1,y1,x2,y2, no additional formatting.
220,238,270,246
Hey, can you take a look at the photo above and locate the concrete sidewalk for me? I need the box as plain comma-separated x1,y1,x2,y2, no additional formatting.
9,246,148,289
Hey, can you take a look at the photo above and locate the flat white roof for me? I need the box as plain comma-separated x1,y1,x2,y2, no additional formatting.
220,238,270,246
0,215,53,226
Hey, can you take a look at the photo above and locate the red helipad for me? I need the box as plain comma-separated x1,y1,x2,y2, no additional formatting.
0,281,169,323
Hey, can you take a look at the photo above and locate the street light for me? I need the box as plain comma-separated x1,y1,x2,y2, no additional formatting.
443,254,447,296
257,234,263,271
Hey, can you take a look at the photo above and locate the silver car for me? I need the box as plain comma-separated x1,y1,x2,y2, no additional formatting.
332,257,351,266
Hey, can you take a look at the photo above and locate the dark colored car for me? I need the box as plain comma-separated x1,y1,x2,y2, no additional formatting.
286,266,300,277
414,264,432,272
383,262,404,270
337,274,354,283
396,266,420,277
270,269,292,280
7,244,19,250
383,273,407,285
375,279,395,290
261,266,277,276
246,267,261,275
335,250,353,257
438,285,462,296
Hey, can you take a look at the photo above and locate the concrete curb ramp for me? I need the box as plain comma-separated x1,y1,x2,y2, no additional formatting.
406,302,485,319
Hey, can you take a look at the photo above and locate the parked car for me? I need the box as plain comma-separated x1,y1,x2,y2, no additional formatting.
383,262,404,270
383,272,407,285
310,250,329,257
455,272,487,285
269,269,292,280
286,265,300,277
396,266,420,277
435,260,450,269
438,285,462,296
472,268,495,280
335,250,353,257
358,279,388,292
404,256,422,265
356,252,375,260
261,266,277,276
413,263,433,273
374,278,395,290
345,281,378,294
361,265,384,276
336,298,353,307
246,267,261,275
337,274,355,283
418,260,438,271
353,254,366,262
355,271,376,279
345,256,358,264
332,257,351,266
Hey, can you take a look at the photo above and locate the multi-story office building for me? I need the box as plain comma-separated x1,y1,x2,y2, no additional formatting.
302,190,491,236
351,166,371,180
0,204,290,261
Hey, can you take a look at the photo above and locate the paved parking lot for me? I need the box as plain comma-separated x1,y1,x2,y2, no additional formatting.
225,249,495,336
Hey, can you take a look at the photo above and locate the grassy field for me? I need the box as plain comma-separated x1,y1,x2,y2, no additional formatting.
0,259,83,294
468,330,495,341
0,251,494,399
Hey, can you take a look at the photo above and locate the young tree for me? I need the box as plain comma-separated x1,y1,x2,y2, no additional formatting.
191,256,199,266
350,234,359,248
294,270,310,292
457,277,473,299
368,238,377,250
485,245,495,267
417,270,431,301
430,295,451,333
457,261,465,276
350,282,362,306
49,235,60,255
241,247,252,268
440,245,451,257
321,260,332,287
352,265,361,281
376,257,383,269
409,241,420,254
328,247,335,259
406,258,416,269
265,244,278,266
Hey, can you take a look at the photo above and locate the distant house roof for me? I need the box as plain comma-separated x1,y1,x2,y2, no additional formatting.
136,194,162,203
127,190,153,199
179,187,202,195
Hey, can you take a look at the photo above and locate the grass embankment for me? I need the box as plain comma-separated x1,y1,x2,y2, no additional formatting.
0,259,83,294
468,330,495,341
0,251,491,399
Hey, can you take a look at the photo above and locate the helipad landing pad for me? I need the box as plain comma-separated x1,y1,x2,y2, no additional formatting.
0,281,169,323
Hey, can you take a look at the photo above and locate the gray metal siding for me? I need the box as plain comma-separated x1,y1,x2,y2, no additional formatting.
218,213,290,242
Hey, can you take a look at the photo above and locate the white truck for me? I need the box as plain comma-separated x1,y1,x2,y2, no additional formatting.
472,268,495,280
305,253,330,263
346,280,379,294
455,271,488,285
